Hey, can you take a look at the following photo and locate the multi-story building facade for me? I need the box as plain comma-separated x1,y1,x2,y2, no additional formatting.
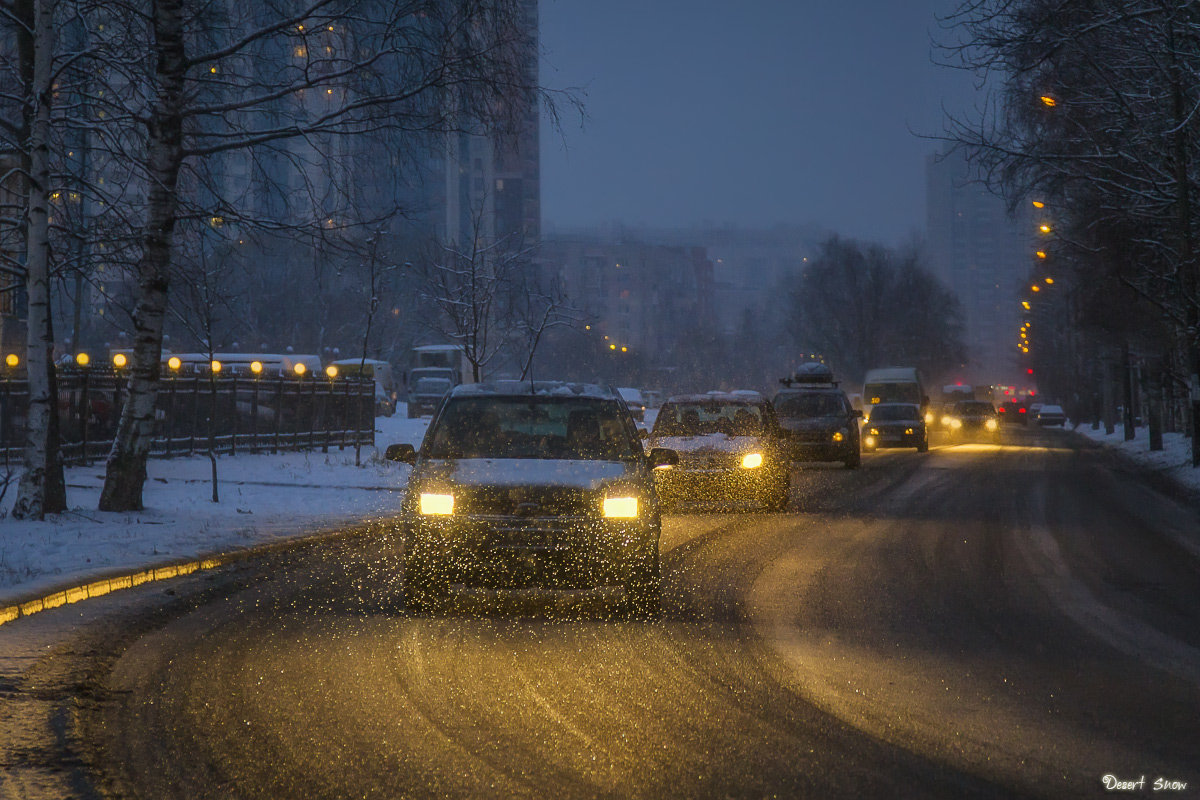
540,235,715,360
925,146,1034,387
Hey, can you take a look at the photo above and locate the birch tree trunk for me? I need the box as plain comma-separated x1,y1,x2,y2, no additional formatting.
11,0,66,520
98,0,186,512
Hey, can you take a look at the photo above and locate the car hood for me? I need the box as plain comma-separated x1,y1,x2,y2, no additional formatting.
414,458,633,491
648,434,762,455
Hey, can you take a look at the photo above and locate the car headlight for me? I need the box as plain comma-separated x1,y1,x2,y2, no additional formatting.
602,496,639,518
905,428,915,435
740,452,763,469
985,418,999,431
924,411,934,425
867,427,880,436
950,418,962,429
864,435,876,447
941,415,953,427
418,492,454,515
831,431,845,443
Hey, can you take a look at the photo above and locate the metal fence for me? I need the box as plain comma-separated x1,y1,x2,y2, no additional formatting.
0,369,376,466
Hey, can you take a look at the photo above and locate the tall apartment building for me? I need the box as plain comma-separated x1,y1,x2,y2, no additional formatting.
925,146,1033,387
444,0,541,248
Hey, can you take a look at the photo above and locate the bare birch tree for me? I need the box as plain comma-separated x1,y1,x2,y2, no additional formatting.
90,0,553,510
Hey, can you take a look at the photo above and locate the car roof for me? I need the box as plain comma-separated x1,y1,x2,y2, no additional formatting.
449,380,619,400
663,392,767,405
775,384,845,395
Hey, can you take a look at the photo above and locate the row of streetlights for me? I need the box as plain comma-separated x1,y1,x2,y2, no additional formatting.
3,352,343,380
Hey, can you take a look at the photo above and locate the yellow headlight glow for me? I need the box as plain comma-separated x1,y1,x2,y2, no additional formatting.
603,496,639,518
985,418,999,431
419,493,454,515
950,418,962,429
905,428,915,435
868,428,880,436
740,453,763,469
831,431,844,443
924,411,934,425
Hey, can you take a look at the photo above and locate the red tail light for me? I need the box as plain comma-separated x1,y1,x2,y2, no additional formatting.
1019,408,1026,414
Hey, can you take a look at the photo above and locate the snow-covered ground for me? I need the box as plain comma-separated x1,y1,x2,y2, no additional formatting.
1,407,1197,609
1072,421,1200,496
0,412,429,606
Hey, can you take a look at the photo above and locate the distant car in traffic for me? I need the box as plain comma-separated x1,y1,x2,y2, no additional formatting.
386,381,677,614
773,363,862,468
861,402,929,452
1036,404,1067,426
647,392,791,510
946,400,999,442
406,372,455,418
997,399,1029,425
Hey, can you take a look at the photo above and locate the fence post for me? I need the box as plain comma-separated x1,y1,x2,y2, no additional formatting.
79,369,91,467
312,376,321,450
272,376,283,454
230,376,238,455
250,376,259,454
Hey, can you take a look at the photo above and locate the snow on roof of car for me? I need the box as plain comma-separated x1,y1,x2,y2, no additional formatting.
663,391,766,404
450,380,618,399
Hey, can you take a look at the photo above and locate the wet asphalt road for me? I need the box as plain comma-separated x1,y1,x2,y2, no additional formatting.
26,427,1200,798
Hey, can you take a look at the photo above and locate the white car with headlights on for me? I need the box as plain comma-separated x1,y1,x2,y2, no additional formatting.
385,381,677,614
645,392,791,511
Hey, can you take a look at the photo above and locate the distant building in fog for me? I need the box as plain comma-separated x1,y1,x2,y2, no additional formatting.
925,147,1033,386
540,235,715,357
551,222,824,338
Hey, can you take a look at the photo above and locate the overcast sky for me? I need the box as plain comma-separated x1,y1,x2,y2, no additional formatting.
538,1,982,245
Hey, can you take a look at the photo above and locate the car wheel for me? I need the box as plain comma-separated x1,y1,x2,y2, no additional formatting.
763,477,790,511
402,554,446,614
624,549,661,618
917,437,929,453
844,450,861,469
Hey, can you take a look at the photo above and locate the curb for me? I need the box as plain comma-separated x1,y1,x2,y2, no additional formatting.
0,518,396,629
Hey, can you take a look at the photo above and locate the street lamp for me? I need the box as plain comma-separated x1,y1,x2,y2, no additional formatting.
112,353,128,369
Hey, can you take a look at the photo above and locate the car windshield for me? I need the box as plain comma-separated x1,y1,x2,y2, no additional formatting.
863,382,922,405
954,402,995,415
424,396,639,460
415,378,452,394
869,405,920,422
774,392,845,418
652,401,764,436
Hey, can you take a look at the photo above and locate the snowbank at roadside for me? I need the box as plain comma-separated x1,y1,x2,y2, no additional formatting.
0,413,428,605
1072,422,1200,495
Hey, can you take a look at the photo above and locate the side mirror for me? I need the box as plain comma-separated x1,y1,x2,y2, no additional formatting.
384,443,417,464
638,428,649,439
853,409,864,419
648,447,679,469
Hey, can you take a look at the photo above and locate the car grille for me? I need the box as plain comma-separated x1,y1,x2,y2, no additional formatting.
455,486,592,516
791,430,831,443
678,452,740,470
